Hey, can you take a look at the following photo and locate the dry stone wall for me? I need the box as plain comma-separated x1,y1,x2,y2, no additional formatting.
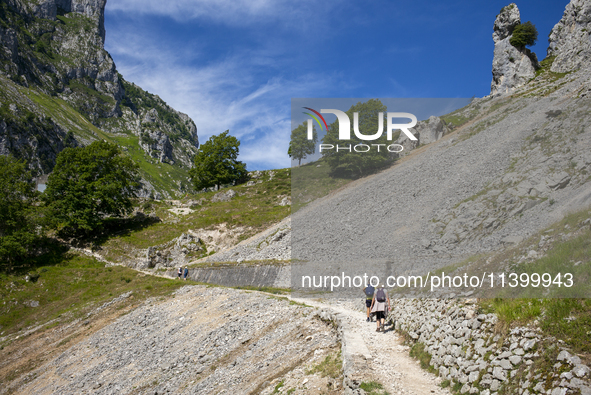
393,299,591,395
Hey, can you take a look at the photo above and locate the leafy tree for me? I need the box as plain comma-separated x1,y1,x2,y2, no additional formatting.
44,141,141,236
189,130,247,190
322,99,393,178
510,21,538,49
289,121,317,166
0,156,39,270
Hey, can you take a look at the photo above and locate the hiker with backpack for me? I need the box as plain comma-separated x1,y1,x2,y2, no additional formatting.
370,284,391,332
183,267,189,280
177,267,182,279
363,284,375,322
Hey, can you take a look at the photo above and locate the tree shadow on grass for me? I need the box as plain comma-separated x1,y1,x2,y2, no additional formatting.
76,211,161,248
4,237,71,276
1,212,161,276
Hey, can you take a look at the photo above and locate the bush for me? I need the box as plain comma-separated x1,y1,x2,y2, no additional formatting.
0,156,40,271
510,21,538,49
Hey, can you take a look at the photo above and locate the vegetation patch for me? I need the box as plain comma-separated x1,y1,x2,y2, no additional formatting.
359,381,389,395
306,351,343,379
0,254,189,339
409,342,437,374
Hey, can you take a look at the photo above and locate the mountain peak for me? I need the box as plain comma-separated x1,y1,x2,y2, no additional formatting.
493,3,520,42
490,3,538,96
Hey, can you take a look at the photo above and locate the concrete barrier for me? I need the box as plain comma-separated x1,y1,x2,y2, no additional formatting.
166,263,291,289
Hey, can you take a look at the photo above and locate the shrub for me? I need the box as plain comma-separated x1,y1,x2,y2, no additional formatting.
510,21,538,49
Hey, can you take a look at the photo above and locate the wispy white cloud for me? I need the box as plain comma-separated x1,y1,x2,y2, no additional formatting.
106,0,341,27
107,26,337,170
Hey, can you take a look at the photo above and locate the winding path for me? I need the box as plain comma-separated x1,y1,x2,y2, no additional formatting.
292,297,451,395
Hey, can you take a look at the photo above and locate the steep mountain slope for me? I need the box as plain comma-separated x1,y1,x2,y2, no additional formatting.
0,0,198,197
290,1,591,293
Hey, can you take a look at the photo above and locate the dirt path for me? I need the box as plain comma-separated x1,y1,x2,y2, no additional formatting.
293,298,451,395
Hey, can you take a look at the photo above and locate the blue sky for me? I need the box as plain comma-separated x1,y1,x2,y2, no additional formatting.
104,0,569,171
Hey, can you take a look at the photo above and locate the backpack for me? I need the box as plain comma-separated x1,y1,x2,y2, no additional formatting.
364,286,375,297
376,288,386,302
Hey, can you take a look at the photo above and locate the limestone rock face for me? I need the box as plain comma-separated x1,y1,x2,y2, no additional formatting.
0,0,198,197
547,0,591,73
490,4,538,96
492,3,520,42
28,0,107,42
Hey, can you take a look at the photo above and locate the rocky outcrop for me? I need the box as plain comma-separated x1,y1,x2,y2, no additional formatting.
27,0,107,42
491,4,539,96
547,0,591,73
133,232,202,270
205,217,291,263
395,115,450,154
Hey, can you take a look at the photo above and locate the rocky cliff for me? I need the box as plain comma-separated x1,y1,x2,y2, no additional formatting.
0,0,198,197
490,4,539,96
547,0,591,73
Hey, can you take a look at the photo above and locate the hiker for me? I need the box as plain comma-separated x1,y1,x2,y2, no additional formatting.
370,284,391,332
363,284,375,322
183,267,189,280
177,267,182,279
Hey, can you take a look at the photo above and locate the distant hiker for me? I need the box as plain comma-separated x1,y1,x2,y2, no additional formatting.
370,284,391,332
363,284,375,322
183,267,189,280
177,267,182,279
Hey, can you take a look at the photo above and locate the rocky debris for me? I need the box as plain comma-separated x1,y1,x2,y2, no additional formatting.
548,0,591,73
291,69,591,278
14,286,340,395
211,189,237,203
392,298,591,395
279,196,291,206
88,291,133,316
167,207,194,215
427,98,591,255
133,232,202,269
205,217,291,263
416,115,450,145
250,170,263,179
491,4,539,96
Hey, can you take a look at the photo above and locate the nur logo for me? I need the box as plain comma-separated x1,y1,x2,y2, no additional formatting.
302,108,417,141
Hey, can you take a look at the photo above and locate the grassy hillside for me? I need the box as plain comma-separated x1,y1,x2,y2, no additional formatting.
99,169,291,263
0,254,189,340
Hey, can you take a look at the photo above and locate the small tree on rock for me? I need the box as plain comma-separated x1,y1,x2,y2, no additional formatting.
189,130,247,191
510,21,538,49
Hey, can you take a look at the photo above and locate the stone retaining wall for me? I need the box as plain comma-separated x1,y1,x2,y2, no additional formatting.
165,263,290,289
392,299,591,395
